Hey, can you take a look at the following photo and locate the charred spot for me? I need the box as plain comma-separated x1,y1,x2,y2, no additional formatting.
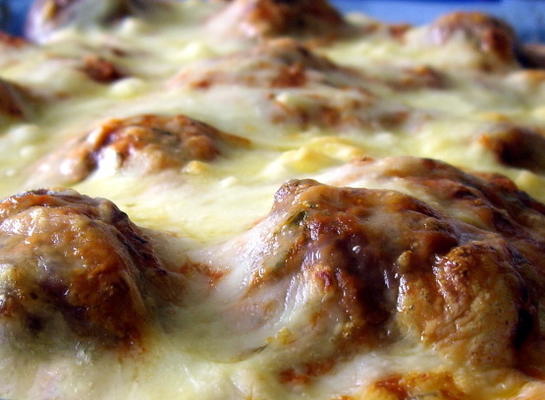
451,187,479,200
513,308,536,349
490,209,518,236
26,314,45,334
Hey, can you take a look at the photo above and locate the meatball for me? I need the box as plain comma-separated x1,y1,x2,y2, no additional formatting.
208,0,345,40
173,38,358,90
25,0,156,43
173,39,419,131
31,114,247,186
0,189,179,348
429,12,517,69
218,156,545,371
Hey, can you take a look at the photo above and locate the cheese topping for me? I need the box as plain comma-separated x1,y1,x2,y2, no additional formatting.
1,1,545,399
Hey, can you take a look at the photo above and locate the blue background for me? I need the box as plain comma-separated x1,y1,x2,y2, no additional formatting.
2,0,545,42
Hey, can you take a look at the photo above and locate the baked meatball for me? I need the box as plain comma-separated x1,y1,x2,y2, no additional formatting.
25,0,156,43
215,156,545,373
0,189,179,348
173,39,419,131
174,38,359,90
208,0,345,40
31,114,247,186
429,12,517,70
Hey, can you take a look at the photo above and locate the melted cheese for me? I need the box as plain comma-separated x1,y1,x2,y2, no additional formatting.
1,1,545,399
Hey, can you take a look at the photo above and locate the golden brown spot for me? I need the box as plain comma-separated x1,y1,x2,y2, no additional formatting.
374,376,409,400
389,65,447,91
371,373,467,400
179,262,226,288
270,62,307,88
279,359,335,385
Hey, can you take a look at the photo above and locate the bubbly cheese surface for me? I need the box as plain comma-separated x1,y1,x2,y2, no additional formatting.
2,1,545,399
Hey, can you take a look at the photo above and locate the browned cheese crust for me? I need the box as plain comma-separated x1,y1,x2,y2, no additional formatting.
231,156,545,376
32,114,249,186
366,372,467,400
0,189,179,349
